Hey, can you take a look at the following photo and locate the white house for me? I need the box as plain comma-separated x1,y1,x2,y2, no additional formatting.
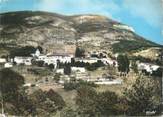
101,58,118,67
31,49,41,57
4,62,13,68
71,67,86,73
95,79,123,85
35,49,41,57
0,58,6,63
47,53,72,63
36,53,72,69
56,69,64,74
75,58,98,64
14,56,33,65
37,55,47,61
138,63,160,74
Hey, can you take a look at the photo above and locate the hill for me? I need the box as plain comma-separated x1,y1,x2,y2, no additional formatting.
0,11,162,59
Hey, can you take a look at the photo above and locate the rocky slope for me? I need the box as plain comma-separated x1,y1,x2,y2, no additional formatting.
0,11,162,58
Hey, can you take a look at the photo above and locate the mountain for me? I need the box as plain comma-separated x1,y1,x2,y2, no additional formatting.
0,11,162,59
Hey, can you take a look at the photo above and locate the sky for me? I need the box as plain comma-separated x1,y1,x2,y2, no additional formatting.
0,0,163,45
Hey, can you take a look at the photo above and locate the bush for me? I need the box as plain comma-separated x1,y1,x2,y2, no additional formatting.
64,63,71,75
0,68,24,102
124,76,161,116
48,64,54,70
32,60,44,67
30,89,66,116
75,47,85,57
117,54,130,73
10,46,36,57
64,80,97,91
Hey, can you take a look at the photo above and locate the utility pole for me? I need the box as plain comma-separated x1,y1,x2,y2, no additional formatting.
0,91,5,117
161,50,163,114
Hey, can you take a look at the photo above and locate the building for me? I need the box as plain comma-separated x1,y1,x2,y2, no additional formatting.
4,62,13,68
36,52,73,69
71,67,86,73
56,69,64,74
101,58,118,66
75,58,98,64
31,49,41,57
138,63,160,74
14,56,33,65
0,58,6,63
47,53,72,64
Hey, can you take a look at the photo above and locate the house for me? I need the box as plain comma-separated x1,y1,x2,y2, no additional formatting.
47,53,72,64
95,79,123,85
75,58,98,64
71,67,86,73
101,58,118,66
4,62,13,68
14,56,33,65
37,55,47,61
56,69,64,74
36,52,73,69
31,49,41,57
138,63,160,74
0,58,6,63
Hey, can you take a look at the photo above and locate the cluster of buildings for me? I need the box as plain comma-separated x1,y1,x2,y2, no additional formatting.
0,48,160,77
138,62,160,74
0,49,118,69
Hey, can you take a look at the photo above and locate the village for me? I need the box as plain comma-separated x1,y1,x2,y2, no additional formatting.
0,46,161,91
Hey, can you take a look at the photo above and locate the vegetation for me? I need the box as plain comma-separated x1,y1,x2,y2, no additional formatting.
112,40,159,53
0,68,24,102
74,75,161,116
27,68,51,76
29,89,66,116
0,68,34,116
0,69,65,116
131,60,138,73
48,64,55,71
37,46,43,53
32,60,44,67
73,60,105,71
124,75,161,116
76,86,99,116
64,63,71,75
117,54,130,73
75,47,85,57
64,80,97,91
10,46,36,58
152,68,162,77
76,86,121,116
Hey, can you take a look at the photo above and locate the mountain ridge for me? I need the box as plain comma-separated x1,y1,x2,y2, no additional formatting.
0,11,162,59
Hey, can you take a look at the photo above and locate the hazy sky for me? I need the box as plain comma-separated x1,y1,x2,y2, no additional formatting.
0,0,163,44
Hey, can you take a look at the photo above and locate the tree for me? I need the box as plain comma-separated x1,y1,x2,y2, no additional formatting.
0,69,36,116
64,63,71,75
32,60,44,67
97,91,119,116
30,89,65,116
75,47,85,57
45,89,66,110
60,107,78,117
0,68,24,102
124,75,161,116
10,46,36,58
152,68,162,77
117,54,130,73
53,73,60,83
76,86,99,117
131,60,138,73
48,64,54,71
37,46,43,53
